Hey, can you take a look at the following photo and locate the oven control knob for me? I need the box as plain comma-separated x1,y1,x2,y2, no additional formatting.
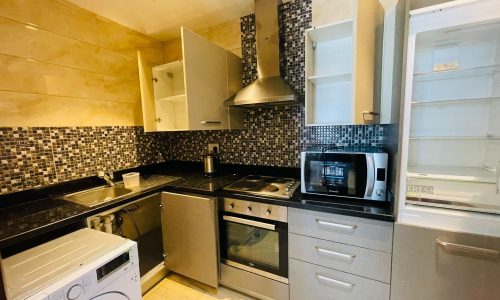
247,206,252,213
265,209,271,216
228,203,234,210
376,189,384,196
285,187,290,192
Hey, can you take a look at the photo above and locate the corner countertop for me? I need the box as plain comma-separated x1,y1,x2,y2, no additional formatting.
0,161,394,249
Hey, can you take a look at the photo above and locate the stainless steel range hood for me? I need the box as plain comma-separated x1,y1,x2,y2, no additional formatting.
225,0,298,107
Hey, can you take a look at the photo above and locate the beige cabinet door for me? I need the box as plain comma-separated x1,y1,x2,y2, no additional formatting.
391,223,500,300
137,50,157,132
182,27,228,131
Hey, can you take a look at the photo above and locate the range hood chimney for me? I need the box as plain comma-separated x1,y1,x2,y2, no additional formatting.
225,0,298,107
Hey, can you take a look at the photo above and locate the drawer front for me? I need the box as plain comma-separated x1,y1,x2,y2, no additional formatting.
289,233,392,283
288,208,394,252
290,258,390,300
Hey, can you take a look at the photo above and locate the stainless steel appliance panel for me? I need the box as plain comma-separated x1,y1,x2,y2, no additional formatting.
161,192,218,288
391,223,500,300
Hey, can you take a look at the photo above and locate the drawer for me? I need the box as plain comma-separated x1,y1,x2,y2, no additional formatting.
288,208,394,252
289,233,392,283
290,258,390,300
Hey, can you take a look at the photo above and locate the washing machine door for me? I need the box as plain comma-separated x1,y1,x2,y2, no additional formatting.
90,291,130,300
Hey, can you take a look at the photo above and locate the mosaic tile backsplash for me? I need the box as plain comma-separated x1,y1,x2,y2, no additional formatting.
0,127,168,194
167,0,391,166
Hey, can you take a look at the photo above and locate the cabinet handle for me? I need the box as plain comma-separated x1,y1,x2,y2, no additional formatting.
315,273,355,290
436,239,499,257
316,219,358,231
315,246,356,261
201,120,222,124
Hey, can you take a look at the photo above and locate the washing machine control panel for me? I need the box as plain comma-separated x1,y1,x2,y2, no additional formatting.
35,246,139,300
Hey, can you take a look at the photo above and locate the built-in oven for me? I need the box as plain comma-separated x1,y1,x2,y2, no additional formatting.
219,198,288,283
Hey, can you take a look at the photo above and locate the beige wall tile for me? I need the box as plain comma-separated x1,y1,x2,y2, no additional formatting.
312,0,354,27
204,20,242,55
97,19,163,64
0,0,99,45
0,16,101,73
0,54,105,99
100,48,138,79
163,38,183,63
103,76,140,103
0,91,142,126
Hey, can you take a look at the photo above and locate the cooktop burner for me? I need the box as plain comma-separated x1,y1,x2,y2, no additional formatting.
223,175,300,199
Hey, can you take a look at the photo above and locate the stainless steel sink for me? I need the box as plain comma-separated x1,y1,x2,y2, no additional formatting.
62,185,133,207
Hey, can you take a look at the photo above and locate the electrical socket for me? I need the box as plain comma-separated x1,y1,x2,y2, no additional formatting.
208,143,219,153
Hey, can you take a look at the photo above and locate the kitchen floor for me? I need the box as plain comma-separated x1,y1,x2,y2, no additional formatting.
144,273,256,300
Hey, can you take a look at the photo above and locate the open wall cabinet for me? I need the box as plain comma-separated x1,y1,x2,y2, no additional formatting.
305,0,384,126
138,27,243,132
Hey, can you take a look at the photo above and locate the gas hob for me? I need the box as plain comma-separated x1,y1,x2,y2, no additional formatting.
223,175,300,199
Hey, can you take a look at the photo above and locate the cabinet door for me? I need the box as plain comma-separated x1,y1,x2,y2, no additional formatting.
160,192,218,287
138,50,157,132
391,223,500,300
182,27,228,130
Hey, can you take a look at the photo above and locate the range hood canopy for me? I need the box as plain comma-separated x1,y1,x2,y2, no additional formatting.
225,0,298,107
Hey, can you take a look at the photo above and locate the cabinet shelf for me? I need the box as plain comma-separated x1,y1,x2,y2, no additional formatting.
413,64,500,82
157,94,186,103
411,96,500,106
407,165,497,184
308,73,352,85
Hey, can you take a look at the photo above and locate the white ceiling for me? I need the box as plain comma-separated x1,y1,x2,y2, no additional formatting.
67,0,256,41
67,0,399,41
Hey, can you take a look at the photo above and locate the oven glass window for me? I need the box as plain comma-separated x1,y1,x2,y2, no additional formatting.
226,222,280,270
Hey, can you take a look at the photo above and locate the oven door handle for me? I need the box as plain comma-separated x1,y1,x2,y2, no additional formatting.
223,215,276,231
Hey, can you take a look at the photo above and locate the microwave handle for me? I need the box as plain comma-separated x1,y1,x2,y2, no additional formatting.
365,154,375,198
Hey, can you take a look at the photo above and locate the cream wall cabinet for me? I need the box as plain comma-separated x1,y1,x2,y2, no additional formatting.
305,0,384,125
138,27,243,132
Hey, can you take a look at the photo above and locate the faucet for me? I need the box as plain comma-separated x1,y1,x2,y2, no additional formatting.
98,171,115,187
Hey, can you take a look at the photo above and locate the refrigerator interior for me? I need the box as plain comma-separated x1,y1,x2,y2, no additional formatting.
406,19,500,214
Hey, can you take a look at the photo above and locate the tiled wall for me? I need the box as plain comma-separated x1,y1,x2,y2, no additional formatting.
0,127,167,194
166,0,390,167
0,0,163,127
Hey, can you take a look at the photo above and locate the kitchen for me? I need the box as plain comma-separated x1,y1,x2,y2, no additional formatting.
0,0,499,299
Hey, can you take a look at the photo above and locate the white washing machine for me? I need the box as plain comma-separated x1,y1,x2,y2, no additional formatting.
2,228,142,300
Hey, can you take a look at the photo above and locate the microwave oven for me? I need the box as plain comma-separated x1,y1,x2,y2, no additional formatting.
301,147,388,201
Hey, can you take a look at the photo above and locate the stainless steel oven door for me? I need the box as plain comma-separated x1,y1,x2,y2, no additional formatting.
219,212,288,283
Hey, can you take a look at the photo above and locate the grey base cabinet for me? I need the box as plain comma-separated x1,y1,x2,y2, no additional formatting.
391,223,500,300
288,208,394,300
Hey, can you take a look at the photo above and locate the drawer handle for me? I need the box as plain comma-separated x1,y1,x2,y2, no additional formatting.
315,273,355,290
436,239,499,257
316,219,358,231
315,246,356,261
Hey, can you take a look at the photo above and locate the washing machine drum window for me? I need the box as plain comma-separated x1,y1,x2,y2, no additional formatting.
91,291,131,299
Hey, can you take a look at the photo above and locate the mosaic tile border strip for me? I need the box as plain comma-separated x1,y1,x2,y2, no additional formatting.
0,127,167,194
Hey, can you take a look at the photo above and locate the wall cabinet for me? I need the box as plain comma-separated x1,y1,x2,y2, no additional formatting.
305,0,384,125
391,223,500,300
138,27,243,132
288,208,393,300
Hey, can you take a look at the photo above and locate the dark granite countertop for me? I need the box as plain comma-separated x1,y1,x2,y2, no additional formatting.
0,161,394,249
